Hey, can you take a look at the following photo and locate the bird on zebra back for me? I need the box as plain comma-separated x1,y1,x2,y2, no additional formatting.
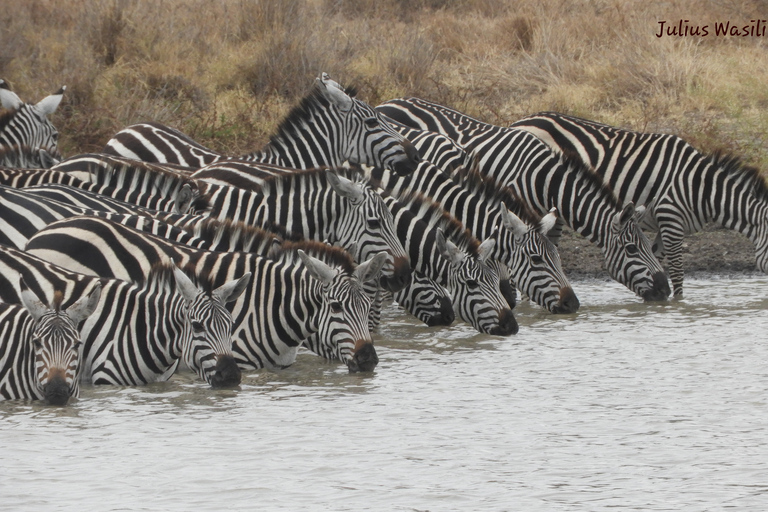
376,97,671,302
25,215,388,372
0,245,249,389
0,277,99,405
367,160,580,315
0,80,65,167
510,111,768,297
103,72,420,175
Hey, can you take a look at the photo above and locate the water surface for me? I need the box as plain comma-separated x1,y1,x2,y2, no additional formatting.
1,275,767,511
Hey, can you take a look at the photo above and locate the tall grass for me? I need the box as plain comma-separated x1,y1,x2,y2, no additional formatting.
1,0,766,173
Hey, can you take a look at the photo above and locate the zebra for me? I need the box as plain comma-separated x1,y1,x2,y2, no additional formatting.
510,112,768,296
0,244,250,388
367,161,579,314
0,277,99,404
381,190,518,335
104,73,420,175
0,80,65,166
376,98,671,301
0,144,59,169
25,215,387,372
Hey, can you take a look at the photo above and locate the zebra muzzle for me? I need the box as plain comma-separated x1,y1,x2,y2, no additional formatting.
424,295,455,327
43,374,71,406
347,342,378,373
641,271,671,302
391,140,421,176
210,355,242,388
552,286,580,314
380,257,412,293
489,308,518,336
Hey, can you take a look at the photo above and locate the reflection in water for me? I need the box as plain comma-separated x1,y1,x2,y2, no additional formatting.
1,276,767,511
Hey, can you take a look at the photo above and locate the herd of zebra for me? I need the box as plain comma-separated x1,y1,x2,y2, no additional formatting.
1,73,766,405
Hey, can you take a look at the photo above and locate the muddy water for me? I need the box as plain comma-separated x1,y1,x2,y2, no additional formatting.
1,275,767,511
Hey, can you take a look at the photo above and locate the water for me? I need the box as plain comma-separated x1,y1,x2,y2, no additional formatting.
1,275,767,511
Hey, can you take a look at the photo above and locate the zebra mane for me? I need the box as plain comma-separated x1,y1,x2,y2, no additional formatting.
0,107,20,132
384,187,481,257
451,163,543,227
265,83,337,152
51,290,64,311
558,149,623,210
184,217,283,254
145,260,218,296
707,150,768,203
269,239,357,274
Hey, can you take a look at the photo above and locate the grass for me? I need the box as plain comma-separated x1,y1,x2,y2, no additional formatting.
1,0,766,174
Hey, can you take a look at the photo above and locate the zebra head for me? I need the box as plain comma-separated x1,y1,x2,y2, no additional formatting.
499,207,579,314
173,267,251,388
436,232,518,336
317,73,420,176
326,169,412,292
391,270,455,327
299,250,386,373
604,203,670,302
19,278,100,405
0,81,65,161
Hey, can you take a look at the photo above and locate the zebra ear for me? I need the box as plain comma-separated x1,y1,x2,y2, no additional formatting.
213,272,251,304
500,207,528,239
172,266,201,303
612,202,636,231
477,238,496,263
354,252,388,284
298,249,338,285
174,183,196,213
34,85,66,118
326,170,365,202
0,83,22,110
64,283,102,325
436,230,466,267
539,207,559,235
316,73,354,113
19,276,49,322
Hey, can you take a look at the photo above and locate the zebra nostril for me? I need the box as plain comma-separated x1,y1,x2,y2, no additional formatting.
553,286,580,314
348,342,378,373
489,308,518,336
43,375,71,406
210,355,241,388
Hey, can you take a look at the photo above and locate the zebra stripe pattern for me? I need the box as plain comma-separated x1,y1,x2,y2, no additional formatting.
376,98,671,301
0,80,65,166
104,73,420,175
511,112,768,295
0,145,59,169
0,279,99,404
25,216,386,372
0,245,248,388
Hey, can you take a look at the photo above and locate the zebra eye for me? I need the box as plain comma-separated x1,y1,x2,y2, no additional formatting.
72,341,82,351
191,321,205,333
466,279,479,289
625,244,639,256
32,338,42,349
330,301,343,313
367,218,381,229
530,254,544,266
364,117,379,128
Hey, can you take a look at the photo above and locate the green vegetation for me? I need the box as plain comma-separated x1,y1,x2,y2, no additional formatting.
2,0,766,173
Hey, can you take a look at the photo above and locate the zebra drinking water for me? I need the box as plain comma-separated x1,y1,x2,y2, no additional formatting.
510,111,768,296
0,278,99,404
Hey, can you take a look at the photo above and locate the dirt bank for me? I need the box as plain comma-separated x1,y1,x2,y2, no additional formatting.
556,225,759,281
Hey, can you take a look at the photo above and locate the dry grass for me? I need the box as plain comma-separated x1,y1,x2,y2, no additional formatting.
1,0,766,173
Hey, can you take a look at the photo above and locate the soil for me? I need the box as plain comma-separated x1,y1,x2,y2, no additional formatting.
556,224,760,281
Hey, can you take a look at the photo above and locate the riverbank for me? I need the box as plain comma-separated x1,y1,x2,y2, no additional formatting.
556,225,758,280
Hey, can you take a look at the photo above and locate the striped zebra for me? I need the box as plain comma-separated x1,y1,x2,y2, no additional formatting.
104,73,420,175
376,98,671,301
510,112,768,296
0,245,250,388
25,216,387,372
0,80,65,166
382,191,517,335
0,145,59,169
368,161,579,314
0,278,99,404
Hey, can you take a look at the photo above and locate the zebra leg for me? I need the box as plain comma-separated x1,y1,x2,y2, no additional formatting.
659,228,685,297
